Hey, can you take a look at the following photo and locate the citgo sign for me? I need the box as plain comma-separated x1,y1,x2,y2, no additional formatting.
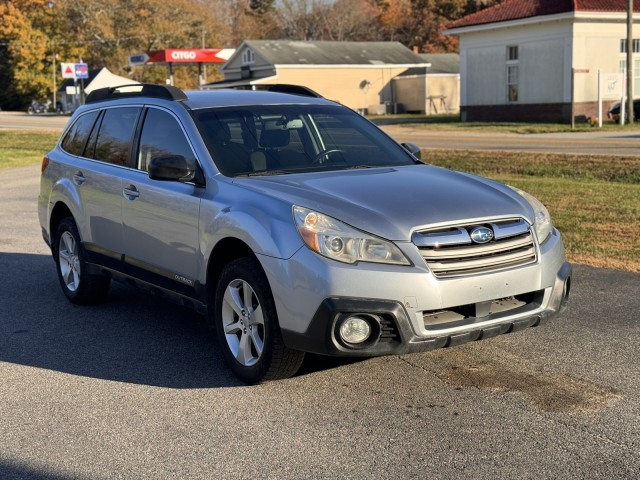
146,49,233,63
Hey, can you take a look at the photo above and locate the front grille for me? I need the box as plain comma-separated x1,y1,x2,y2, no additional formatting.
412,218,537,278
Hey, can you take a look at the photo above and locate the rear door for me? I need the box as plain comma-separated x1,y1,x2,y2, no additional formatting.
120,107,204,298
63,107,141,268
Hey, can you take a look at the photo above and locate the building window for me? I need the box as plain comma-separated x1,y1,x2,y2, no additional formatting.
507,46,518,102
620,39,640,53
619,59,640,94
242,48,255,65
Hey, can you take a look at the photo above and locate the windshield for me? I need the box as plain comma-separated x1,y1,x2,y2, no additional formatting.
191,104,416,177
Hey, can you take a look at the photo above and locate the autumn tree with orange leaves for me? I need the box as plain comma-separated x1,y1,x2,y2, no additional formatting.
0,0,503,109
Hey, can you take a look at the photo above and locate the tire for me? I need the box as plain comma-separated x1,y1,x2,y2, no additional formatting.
54,217,110,304
214,257,305,384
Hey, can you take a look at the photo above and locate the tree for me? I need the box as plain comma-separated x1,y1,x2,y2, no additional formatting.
0,0,230,108
0,0,82,108
369,0,471,52
61,0,228,87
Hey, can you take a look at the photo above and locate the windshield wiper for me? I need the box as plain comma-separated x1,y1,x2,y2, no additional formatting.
236,170,294,177
339,164,374,170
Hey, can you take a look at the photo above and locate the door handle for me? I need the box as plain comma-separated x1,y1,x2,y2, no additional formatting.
123,185,140,200
73,171,86,185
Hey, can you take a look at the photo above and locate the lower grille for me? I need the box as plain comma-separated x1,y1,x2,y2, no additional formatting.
378,315,401,343
422,290,544,331
412,218,537,278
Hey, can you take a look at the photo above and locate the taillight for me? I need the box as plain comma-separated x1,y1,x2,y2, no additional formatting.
41,155,50,172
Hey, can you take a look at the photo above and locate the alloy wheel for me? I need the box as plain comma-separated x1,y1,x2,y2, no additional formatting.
221,279,265,367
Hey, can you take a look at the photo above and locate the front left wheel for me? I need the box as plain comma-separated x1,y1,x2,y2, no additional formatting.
214,257,305,384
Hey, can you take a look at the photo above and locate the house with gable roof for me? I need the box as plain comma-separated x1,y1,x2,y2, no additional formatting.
205,40,429,114
446,0,640,122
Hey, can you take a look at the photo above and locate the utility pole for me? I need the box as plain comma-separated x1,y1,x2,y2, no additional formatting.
627,0,634,123
52,47,56,110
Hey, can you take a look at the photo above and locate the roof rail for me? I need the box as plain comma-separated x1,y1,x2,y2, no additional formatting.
257,84,323,98
86,84,188,104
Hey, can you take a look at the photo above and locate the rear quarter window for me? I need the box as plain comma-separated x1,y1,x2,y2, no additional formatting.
60,111,99,156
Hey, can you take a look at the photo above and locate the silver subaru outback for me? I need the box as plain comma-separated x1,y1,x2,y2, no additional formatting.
38,84,571,384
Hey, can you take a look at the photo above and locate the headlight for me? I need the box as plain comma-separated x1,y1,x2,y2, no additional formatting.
293,206,410,265
511,187,553,243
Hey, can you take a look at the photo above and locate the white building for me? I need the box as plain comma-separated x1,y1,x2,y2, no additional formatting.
394,54,460,114
445,0,640,122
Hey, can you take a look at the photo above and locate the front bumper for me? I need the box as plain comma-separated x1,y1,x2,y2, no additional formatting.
282,261,571,356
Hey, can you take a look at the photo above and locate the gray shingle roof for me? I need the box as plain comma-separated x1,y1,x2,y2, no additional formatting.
243,40,427,65
419,54,460,74
397,54,460,76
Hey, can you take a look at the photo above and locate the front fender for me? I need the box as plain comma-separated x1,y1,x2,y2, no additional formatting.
202,203,303,263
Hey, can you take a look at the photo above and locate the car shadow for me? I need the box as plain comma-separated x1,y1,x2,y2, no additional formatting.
0,252,356,388
0,460,73,480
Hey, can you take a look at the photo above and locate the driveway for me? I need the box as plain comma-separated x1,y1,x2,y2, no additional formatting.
0,167,638,479
380,124,640,156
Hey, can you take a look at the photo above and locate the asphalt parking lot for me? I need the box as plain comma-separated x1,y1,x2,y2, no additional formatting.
1,165,639,479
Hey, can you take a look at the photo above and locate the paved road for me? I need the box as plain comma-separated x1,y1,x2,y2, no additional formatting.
0,112,69,131
0,164,638,479
381,124,640,156
2,111,640,156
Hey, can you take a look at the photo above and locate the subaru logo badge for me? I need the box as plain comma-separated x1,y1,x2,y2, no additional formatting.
470,226,494,244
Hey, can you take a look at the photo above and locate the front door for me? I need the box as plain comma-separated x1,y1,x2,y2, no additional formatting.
120,107,204,298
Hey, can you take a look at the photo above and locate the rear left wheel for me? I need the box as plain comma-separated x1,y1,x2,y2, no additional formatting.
54,217,110,304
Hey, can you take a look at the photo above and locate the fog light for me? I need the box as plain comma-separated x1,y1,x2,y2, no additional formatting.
339,316,372,344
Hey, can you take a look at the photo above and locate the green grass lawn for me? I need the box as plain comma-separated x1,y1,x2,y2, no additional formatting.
370,113,640,134
0,131,58,169
1,131,638,272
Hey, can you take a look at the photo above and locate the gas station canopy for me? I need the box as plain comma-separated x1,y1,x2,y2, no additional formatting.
145,49,235,64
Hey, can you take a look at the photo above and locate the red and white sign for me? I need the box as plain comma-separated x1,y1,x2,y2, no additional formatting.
61,62,90,79
61,63,75,79
146,49,235,64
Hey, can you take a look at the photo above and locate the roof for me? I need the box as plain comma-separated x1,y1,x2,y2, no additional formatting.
183,90,331,110
77,86,333,112
397,54,460,77
420,54,459,74
447,0,640,30
240,40,426,66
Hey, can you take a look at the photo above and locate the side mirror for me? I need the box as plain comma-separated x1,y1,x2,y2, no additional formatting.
401,142,422,161
148,155,195,182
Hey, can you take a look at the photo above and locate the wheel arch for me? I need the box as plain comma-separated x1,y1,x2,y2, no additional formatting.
49,201,74,247
205,237,258,311
47,176,84,245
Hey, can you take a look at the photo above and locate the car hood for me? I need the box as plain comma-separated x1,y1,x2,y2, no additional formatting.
232,165,534,241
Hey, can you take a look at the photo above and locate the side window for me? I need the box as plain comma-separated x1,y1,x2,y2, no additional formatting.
60,111,99,156
92,107,140,166
137,108,197,172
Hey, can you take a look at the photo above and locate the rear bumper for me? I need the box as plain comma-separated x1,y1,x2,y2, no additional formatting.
282,261,572,357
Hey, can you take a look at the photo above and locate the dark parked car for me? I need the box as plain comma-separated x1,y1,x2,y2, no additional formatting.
607,99,640,122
